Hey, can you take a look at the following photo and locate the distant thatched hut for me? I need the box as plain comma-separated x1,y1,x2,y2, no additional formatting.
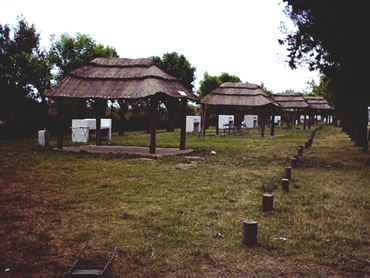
201,82,279,137
45,58,199,154
304,96,334,124
272,93,311,128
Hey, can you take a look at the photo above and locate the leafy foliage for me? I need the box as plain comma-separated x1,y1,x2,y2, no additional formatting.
0,18,51,103
151,52,196,92
280,0,369,151
48,33,118,82
198,72,241,98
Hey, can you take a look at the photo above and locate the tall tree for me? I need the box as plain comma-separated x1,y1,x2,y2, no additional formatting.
198,72,241,98
0,17,51,127
152,52,196,92
48,33,118,120
48,33,118,82
280,0,369,152
151,52,197,132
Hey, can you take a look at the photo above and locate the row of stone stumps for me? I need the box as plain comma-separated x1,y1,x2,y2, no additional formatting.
243,126,322,247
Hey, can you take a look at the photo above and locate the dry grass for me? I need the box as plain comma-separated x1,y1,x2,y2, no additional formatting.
0,125,369,277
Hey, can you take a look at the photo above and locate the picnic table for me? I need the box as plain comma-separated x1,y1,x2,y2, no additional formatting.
223,123,251,135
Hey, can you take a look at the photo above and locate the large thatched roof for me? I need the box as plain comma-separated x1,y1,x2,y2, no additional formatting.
45,58,198,101
272,93,310,109
304,96,333,110
201,82,279,107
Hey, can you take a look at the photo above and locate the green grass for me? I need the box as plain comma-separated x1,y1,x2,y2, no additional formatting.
0,125,369,277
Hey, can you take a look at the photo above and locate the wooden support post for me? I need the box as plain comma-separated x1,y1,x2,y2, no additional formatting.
308,113,312,130
284,167,292,180
215,106,220,136
262,194,274,211
199,103,207,139
95,100,103,146
270,107,275,137
118,99,127,136
282,178,290,192
149,96,158,154
303,112,307,130
260,108,265,138
289,157,297,168
56,98,64,150
243,220,258,246
179,98,187,150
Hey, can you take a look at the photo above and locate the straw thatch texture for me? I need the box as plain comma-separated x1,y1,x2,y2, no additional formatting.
272,93,310,109
45,58,198,101
201,82,279,107
304,96,333,110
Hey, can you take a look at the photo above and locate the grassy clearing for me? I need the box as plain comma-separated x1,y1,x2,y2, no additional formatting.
0,126,369,277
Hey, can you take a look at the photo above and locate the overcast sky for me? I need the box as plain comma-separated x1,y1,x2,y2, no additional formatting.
2,0,320,93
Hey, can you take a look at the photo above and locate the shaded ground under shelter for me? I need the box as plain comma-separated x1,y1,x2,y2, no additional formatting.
201,82,279,137
45,58,199,154
272,92,311,129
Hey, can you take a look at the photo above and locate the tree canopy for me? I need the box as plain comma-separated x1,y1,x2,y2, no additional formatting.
0,18,51,103
151,52,196,92
280,0,368,97
48,33,118,82
198,72,241,98
280,0,369,151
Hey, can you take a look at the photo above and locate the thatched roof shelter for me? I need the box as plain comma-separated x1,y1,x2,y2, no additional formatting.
45,58,198,101
272,93,310,109
201,82,279,137
45,58,199,154
304,96,333,111
201,82,278,107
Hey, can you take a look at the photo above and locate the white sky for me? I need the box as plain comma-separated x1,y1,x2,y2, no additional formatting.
1,0,320,93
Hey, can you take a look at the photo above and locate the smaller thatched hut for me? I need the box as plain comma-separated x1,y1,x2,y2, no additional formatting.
201,82,279,137
272,93,310,128
304,96,333,124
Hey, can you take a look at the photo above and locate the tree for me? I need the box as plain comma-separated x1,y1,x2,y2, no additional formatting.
198,72,241,98
305,77,334,106
280,0,369,152
0,17,51,129
48,33,118,121
151,52,197,131
151,52,196,92
259,82,274,95
48,33,118,82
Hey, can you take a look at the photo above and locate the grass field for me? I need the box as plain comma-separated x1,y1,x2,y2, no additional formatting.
0,125,369,277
